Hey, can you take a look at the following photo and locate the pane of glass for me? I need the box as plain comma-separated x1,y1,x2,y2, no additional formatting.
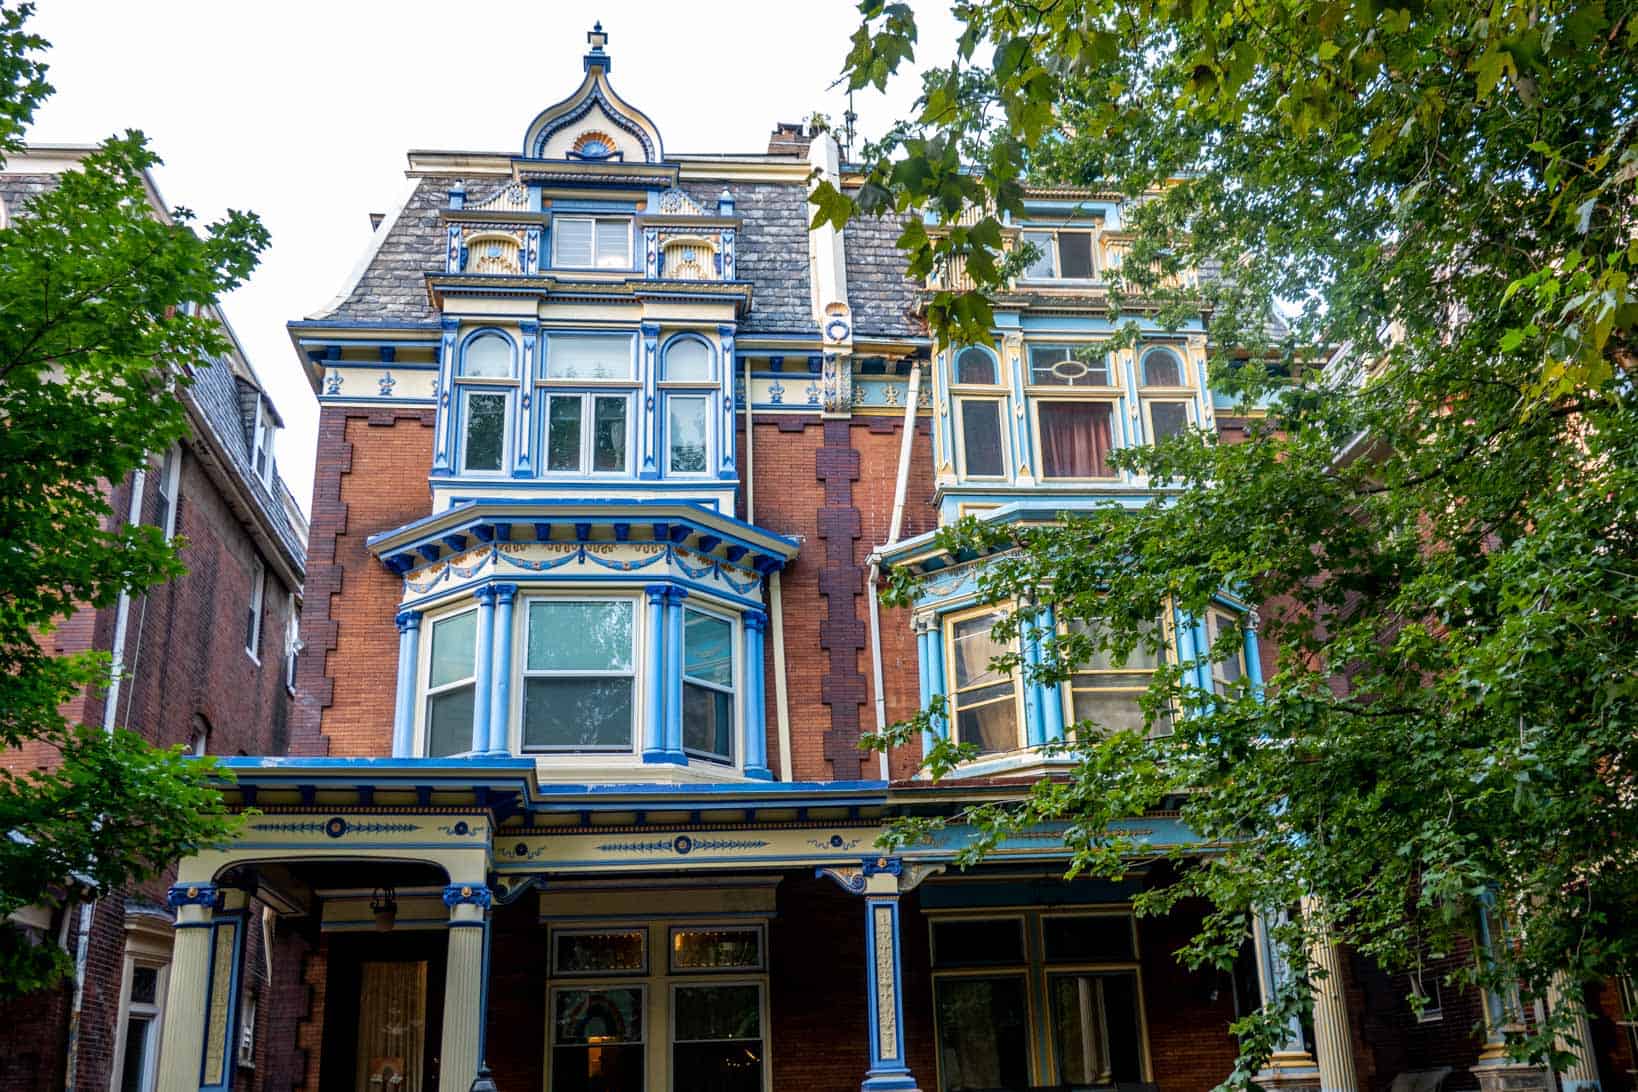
462,392,506,472
1028,345,1110,386
1142,348,1184,386
674,985,762,1041
1066,617,1163,672
1049,972,1143,1085
1211,610,1246,693
1071,688,1150,736
551,1044,643,1092
671,928,763,971
668,396,708,473
664,339,712,382
1043,916,1137,962
1038,402,1114,478
594,218,631,268
931,919,1026,966
524,678,634,750
593,397,627,472
554,986,643,1043
960,401,1005,477
527,601,633,671
354,960,427,1092
1058,231,1095,278
554,218,594,267
955,695,1018,755
120,1016,150,1092
548,335,634,380
935,976,1031,1092
426,685,474,756
461,335,512,378
547,396,583,472
553,930,646,975
1021,230,1056,278
672,1041,762,1092
1149,401,1190,443
429,611,477,688
684,611,733,686
130,966,159,1005
950,613,1009,689
955,347,996,385
683,682,733,760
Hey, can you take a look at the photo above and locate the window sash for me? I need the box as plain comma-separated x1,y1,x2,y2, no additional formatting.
1208,609,1248,694
1139,347,1187,388
552,216,632,269
952,346,999,386
1021,230,1056,278
460,334,515,379
522,599,637,753
1034,399,1118,480
458,389,510,473
544,334,637,381
244,560,265,657
1144,399,1193,444
666,395,710,475
947,610,1023,754
662,339,714,383
545,393,630,474
956,398,1007,479
1027,345,1114,387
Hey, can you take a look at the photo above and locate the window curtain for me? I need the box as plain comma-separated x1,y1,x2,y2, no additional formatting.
1038,402,1113,477
355,960,427,1092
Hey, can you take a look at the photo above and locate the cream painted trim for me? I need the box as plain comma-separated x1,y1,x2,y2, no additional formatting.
676,159,813,183
108,913,174,1092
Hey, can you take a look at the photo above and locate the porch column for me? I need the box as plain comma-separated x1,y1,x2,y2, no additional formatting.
742,610,771,779
1473,897,1548,1092
156,883,217,1091
914,616,936,757
487,584,517,754
1039,605,1066,743
1251,910,1320,1091
662,587,689,762
925,617,947,750
470,585,497,753
1022,608,1046,747
1301,898,1359,1092
441,882,492,1091
393,609,422,757
1546,974,1601,1092
642,584,670,762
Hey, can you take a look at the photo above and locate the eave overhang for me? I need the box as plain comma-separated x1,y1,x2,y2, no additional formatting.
425,272,753,317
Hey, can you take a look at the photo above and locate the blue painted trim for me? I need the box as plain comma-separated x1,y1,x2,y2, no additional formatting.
399,571,765,616
197,914,245,1091
662,587,687,762
488,585,517,754
742,611,769,778
927,627,947,743
471,587,497,753
393,611,422,757
1040,605,1066,742
643,585,667,761
862,895,918,1090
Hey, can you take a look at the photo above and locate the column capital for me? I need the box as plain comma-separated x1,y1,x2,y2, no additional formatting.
643,582,669,604
665,585,691,605
396,608,423,633
492,582,519,605
166,882,220,910
473,584,499,607
744,609,768,633
443,882,493,910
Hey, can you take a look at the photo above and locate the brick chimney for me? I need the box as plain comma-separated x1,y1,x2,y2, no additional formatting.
767,121,813,157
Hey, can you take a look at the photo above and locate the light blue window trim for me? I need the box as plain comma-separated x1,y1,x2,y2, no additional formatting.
392,609,423,757
641,585,670,763
487,584,517,755
471,586,498,753
742,610,771,779
449,327,520,477
717,325,737,479
639,323,661,478
1038,605,1066,742
1008,341,1033,477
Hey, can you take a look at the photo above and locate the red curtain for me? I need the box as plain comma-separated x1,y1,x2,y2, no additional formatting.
1038,402,1113,477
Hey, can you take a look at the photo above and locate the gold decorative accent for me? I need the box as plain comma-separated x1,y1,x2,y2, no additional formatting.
873,903,898,1060
573,129,618,155
203,924,235,1084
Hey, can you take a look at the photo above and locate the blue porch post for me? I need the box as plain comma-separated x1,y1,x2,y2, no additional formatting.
926,618,947,753
1023,607,1046,747
392,609,422,757
1039,605,1066,743
915,617,935,758
1244,611,1266,700
742,610,771,779
470,585,497,754
642,584,669,762
662,586,689,763
487,584,517,754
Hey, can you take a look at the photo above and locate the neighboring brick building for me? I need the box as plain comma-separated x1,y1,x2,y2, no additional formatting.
143,26,1634,1092
0,147,307,1092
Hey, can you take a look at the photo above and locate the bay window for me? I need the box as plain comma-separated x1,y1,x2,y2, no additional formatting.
931,911,1147,1092
424,608,478,756
455,333,517,474
682,608,735,762
553,215,632,270
947,610,1022,755
522,598,636,752
1139,346,1194,445
1020,228,1097,280
1065,616,1170,737
1027,345,1121,480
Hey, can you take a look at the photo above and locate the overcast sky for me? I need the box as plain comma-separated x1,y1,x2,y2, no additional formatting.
23,0,960,510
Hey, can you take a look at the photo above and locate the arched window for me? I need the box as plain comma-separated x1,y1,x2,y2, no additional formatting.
1141,347,1184,387
454,332,518,474
662,338,712,382
954,346,997,385
461,334,514,378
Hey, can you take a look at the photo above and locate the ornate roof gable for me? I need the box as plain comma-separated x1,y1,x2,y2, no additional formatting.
520,24,665,164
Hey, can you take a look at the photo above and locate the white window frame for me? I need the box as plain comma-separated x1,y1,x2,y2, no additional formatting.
518,594,640,755
663,392,713,478
551,214,633,270
1018,227,1099,281
109,931,171,1092
953,396,1010,481
680,604,738,765
456,387,514,476
283,592,301,694
418,604,480,757
944,604,1026,755
542,390,634,476
244,558,266,662
156,443,182,543
251,400,275,489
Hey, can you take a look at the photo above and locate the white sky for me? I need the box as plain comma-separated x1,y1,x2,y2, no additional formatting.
23,0,960,511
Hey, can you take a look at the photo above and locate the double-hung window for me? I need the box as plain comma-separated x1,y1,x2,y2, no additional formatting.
155,443,182,542
1139,346,1195,444
950,346,1007,480
115,963,166,1092
681,608,735,763
284,593,301,694
660,336,717,476
522,598,637,752
931,911,1147,1091
542,334,636,476
244,558,266,660
455,333,518,475
1027,345,1121,480
1020,227,1097,280
424,608,478,756
1064,616,1170,736
553,215,632,270
946,609,1023,755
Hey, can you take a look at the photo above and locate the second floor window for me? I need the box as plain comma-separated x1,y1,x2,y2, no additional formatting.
948,609,1022,755
1028,346,1120,480
244,558,266,660
1021,228,1096,280
1065,617,1169,736
660,336,717,477
522,598,636,752
457,333,517,474
426,608,478,756
682,609,734,763
1139,346,1194,444
542,334,636,476
553,216,631,270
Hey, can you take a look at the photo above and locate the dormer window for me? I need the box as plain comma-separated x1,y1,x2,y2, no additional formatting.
553,216,632,270
1021,228,1096,280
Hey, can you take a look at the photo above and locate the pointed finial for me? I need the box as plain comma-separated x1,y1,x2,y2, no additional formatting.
585,21,611,71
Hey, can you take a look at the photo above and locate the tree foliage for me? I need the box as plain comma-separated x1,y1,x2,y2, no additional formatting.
0,4,268,997
834,0,1638,1077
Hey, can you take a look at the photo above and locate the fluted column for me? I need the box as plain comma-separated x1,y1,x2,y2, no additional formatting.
1547,974,1601,1092
1301,898,1359,1092
155,883,218,1091
743,610,771,779
392,610,422,757
487,584,517,754
1252,910,1319,1091
441,882,492,1091
470,586,497,753
1472,896,1548,1092
642,584,669,762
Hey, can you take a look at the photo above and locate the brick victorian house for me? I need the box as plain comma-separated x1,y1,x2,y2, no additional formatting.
143,26,1634,1092
0,147,308,1091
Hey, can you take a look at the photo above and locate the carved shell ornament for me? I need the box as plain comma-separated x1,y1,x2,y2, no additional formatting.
572,129,618,159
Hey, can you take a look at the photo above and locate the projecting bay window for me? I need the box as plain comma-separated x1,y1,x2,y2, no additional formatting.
1064,617,1172,737
455,333,518,475
522,598,637,753
1026,345,1123,481
681,608,735,763
424,608,478,757
552,215,633,270
946,608,1024,755
931,911,1148,1092
1139,346,1195,445
1020,227,1097,280
540,333,637,478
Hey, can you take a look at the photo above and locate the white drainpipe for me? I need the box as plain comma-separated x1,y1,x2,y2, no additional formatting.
867,363,924,779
